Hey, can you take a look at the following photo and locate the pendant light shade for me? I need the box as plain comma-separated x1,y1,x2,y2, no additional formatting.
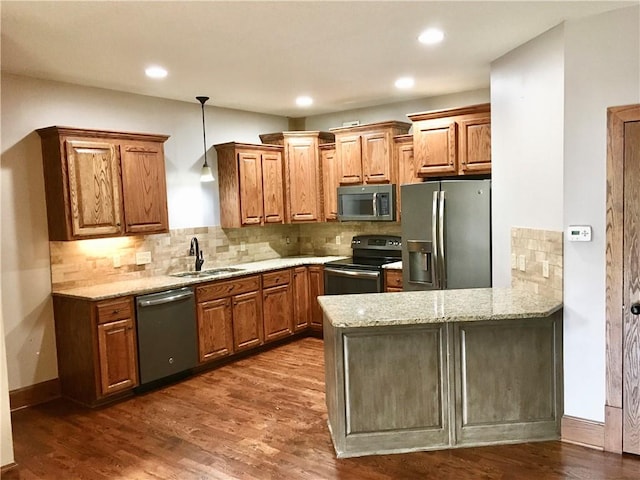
197,96,214,183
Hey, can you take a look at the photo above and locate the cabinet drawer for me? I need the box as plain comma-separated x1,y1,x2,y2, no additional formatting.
196,275,261,302
262,269,291,288
96,298,132,324
385,270,403,289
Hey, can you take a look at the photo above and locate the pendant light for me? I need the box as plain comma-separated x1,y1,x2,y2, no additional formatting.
196,96,214,183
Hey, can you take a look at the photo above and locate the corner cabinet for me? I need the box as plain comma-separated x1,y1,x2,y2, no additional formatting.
52,295,138,406
215,142,285,228
408,104,491,177
330,121,411,186
36,126,169,241
259,131,335,223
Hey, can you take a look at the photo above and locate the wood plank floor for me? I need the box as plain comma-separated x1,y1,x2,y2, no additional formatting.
6,337,640,479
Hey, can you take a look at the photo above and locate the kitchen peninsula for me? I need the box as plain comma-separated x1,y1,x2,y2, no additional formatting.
319,288,563,458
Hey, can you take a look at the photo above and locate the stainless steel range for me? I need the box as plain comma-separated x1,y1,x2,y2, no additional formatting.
323,235,402,295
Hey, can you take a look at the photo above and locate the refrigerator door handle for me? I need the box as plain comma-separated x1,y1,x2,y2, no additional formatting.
438,190,446,289
432,190,440,288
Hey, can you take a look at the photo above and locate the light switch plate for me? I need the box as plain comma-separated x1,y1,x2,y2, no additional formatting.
542,260,550,278
335,235,341,245
135,251,152,265
518,255,526,272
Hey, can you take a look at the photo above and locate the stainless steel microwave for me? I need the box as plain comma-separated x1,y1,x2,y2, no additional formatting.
337,184,396,221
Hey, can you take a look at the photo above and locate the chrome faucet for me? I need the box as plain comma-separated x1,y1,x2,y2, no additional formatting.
189,237,205,271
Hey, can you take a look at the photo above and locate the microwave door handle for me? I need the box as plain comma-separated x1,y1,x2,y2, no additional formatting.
438,190,446,289
372,192,378,217
432,190,440,288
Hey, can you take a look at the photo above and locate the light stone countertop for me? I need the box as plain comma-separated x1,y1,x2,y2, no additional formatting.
52,256,346,301
318,287,562,328
381,260,402,270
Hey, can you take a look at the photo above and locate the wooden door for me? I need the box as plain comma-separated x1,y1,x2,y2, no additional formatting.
623,120,640,454
260,151,285,224
238,151,264,225
361,130,391,184
65,140,123,237
97,318,138,396
292,266,310,331
321,145,339,220
414,120,457,176
459,116,492,174
308,266,325,329
336,134,362,184
232,290,263,352
286,138,320,222
120,141,169,234
263,284,293,342
197,298,234,363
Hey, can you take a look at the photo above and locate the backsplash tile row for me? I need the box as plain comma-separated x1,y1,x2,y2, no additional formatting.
511,227,563,301
298,222,401,256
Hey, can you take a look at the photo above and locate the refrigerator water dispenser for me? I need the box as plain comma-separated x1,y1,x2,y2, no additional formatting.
407,240,434,287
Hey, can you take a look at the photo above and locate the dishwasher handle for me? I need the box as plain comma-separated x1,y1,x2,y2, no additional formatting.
137,289,194,308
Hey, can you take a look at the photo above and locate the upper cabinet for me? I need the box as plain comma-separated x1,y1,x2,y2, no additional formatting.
319,143,338,221
259,131,334,223
215,142,285,228
37,126,169,241
330,121,411,186
407,103,491,177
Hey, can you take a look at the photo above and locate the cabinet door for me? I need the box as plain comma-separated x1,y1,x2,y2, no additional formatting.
459,116,491,174
362,131,392,184
120,141,169,234
321,146,339,221
336,134,362,185
286,138,321,222
232,290,263,352
414,120,457,176
292,266,310,332
308,266,325,329
65,140,123,237
263,284,293,342
261,151,285,224
197,298,234,363
396,137,420,220
238,151,264,225
97,318,138,396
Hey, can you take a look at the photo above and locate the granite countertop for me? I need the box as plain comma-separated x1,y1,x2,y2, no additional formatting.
382,261,402,270
318,288,562,328
52,256,346,301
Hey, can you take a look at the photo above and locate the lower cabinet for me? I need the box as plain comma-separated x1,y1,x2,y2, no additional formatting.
384,269,403,292
263,269,294,342
196,297,234,363
308,265,325,330
53,295,138,406
232,291,263,351
292,266,310,331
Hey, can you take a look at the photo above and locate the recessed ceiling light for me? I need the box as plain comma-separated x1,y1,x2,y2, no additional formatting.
145,66,168,79
418,28,444,45
395,77,415,89
296,95,313,107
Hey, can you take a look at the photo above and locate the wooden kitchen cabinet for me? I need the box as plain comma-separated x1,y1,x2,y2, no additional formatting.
320,143,339,221
53,295,138,406
394,134,422,220
262,269,294,342
196,298,234,363
37,126,169,240
330,121,411,186
292,266,310,332
384,269,403,292
259,131,334,223
408,104,491,177
308,265,325,331
215,142,285,228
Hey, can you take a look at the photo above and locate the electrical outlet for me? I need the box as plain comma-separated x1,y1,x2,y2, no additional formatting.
285,236,291,245
542,260,550,278
113,255,121,268
135,251,152,265
240,242,246,252
511,253,517,269
518,255,526,272
335,235,341,245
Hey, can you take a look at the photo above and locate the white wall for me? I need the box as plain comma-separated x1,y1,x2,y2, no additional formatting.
490,25,565,287
0,74,288,391
562,6,640,421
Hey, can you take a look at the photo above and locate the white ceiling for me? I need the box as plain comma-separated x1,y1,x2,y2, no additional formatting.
1,1,634,117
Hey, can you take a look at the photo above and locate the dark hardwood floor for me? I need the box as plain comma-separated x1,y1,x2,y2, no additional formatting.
6,337,640,479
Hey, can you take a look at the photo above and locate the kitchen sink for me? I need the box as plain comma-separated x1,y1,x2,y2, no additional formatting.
171,267,245,279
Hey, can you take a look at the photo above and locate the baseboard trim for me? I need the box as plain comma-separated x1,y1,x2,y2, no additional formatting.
561,415,605,450
9,378,61,411
1,461,18,474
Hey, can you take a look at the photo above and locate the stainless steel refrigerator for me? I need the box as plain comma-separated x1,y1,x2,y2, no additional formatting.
401,180,491,291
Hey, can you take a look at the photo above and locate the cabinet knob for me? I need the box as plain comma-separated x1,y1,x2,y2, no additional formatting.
112,309,119,314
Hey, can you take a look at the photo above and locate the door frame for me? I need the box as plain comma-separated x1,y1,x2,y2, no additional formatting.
605,104,640,452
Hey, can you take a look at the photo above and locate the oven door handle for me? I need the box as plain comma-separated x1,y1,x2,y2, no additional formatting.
324,267,381,279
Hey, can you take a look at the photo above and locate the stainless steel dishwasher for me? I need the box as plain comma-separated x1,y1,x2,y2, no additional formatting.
135,287,197,386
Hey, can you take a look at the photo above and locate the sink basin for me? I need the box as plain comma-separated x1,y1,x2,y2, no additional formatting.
170,267,245,279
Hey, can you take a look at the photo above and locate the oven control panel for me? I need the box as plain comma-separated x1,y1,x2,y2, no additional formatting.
351,235,402,250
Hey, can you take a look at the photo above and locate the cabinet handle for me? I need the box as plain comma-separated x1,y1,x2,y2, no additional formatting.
112,309,120,314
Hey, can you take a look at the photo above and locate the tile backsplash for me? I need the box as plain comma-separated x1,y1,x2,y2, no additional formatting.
50,222,400,289
511,227,563,301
